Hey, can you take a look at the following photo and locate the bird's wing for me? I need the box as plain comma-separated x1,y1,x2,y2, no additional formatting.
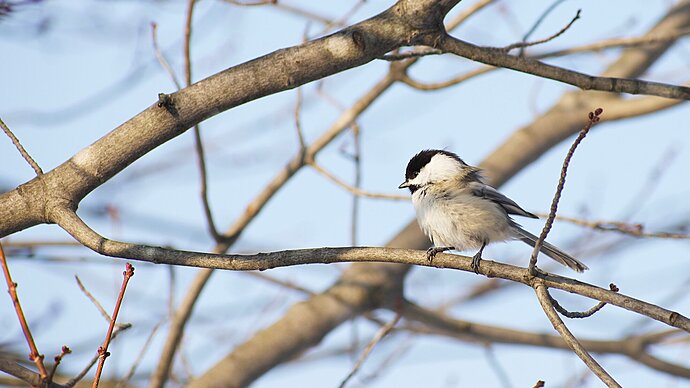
469,182,538,219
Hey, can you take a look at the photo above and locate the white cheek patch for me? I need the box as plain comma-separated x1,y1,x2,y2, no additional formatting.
426,154,462,183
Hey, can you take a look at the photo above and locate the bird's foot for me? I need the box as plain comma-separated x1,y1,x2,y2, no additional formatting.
426,246,453,263
471,251,482,274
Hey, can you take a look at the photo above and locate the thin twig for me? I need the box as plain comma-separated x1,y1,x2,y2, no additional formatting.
183,0,224,243
533,281,621,387
484,345,513,388
294,87,306,152
223,0,336,26
315,0,367,37
117,320,163,388
350,122,362,246
399,66,493,91
75,275,125,325
151,23,182,90
65,324,131,388
0,241,48,382
503,9,581,53
537,27,690,59
245,271,315,296
92,263,135,388
542,214,690,240
528,108,603,275
0,116,43,175
518,0,568,55
309,161,409,201
401,28,690,92
48,346,72,384
550,284,619,319
338,312,402,388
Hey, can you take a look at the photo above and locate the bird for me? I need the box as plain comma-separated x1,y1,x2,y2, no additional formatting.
398,149,587,273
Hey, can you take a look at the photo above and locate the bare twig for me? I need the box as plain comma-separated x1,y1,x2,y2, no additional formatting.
294,87,306,152
151,268,212,388
0,116,43,175
339,312,402,388
528,108,602,274
503,9,581,53
518,0,568,55
533,281,621,387
92,263,135,388
183,0,224,243
245,271,315,296
0,241,48,382
399,66,493,91
65,324,131,388
117,320,163,388
310,161,409,201
151,23,182,90
436,36,690,100
75,275,127,327
551,284,619,319
538,27,690,59
48,346,72,384
350,123,362,246
222,0,337,26
484,345,513,388
543,214,690,240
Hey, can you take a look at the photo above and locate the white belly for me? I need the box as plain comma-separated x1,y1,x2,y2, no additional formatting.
413,190,513,250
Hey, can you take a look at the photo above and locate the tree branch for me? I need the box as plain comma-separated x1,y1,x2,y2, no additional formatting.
435,34,690,100
50,207,690,336
402,302,690,378
533,281,621,387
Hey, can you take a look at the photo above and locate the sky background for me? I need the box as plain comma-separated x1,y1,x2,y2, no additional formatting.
1,0,690,387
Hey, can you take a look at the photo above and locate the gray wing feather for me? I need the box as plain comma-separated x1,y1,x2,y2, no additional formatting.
469,182,538,219
513,227,588,272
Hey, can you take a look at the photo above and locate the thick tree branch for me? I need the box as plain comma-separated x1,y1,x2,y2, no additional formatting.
0,0,453,239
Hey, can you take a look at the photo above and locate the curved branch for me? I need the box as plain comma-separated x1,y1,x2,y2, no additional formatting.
533,281,621,387
0,0,450,239
51,207,690,336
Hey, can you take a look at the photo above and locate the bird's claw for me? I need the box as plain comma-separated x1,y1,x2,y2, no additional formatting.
471,252,482,274
426,247,453,264
426,247,437,263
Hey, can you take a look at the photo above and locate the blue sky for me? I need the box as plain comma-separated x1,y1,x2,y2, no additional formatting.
1,0,690,386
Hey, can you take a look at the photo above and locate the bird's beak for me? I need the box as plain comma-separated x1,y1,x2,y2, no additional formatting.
398,181,410,189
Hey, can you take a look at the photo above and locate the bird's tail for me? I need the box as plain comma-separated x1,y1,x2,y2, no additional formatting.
513,227,588,272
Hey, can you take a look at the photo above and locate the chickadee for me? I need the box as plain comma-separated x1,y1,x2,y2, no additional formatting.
398,149,587,273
